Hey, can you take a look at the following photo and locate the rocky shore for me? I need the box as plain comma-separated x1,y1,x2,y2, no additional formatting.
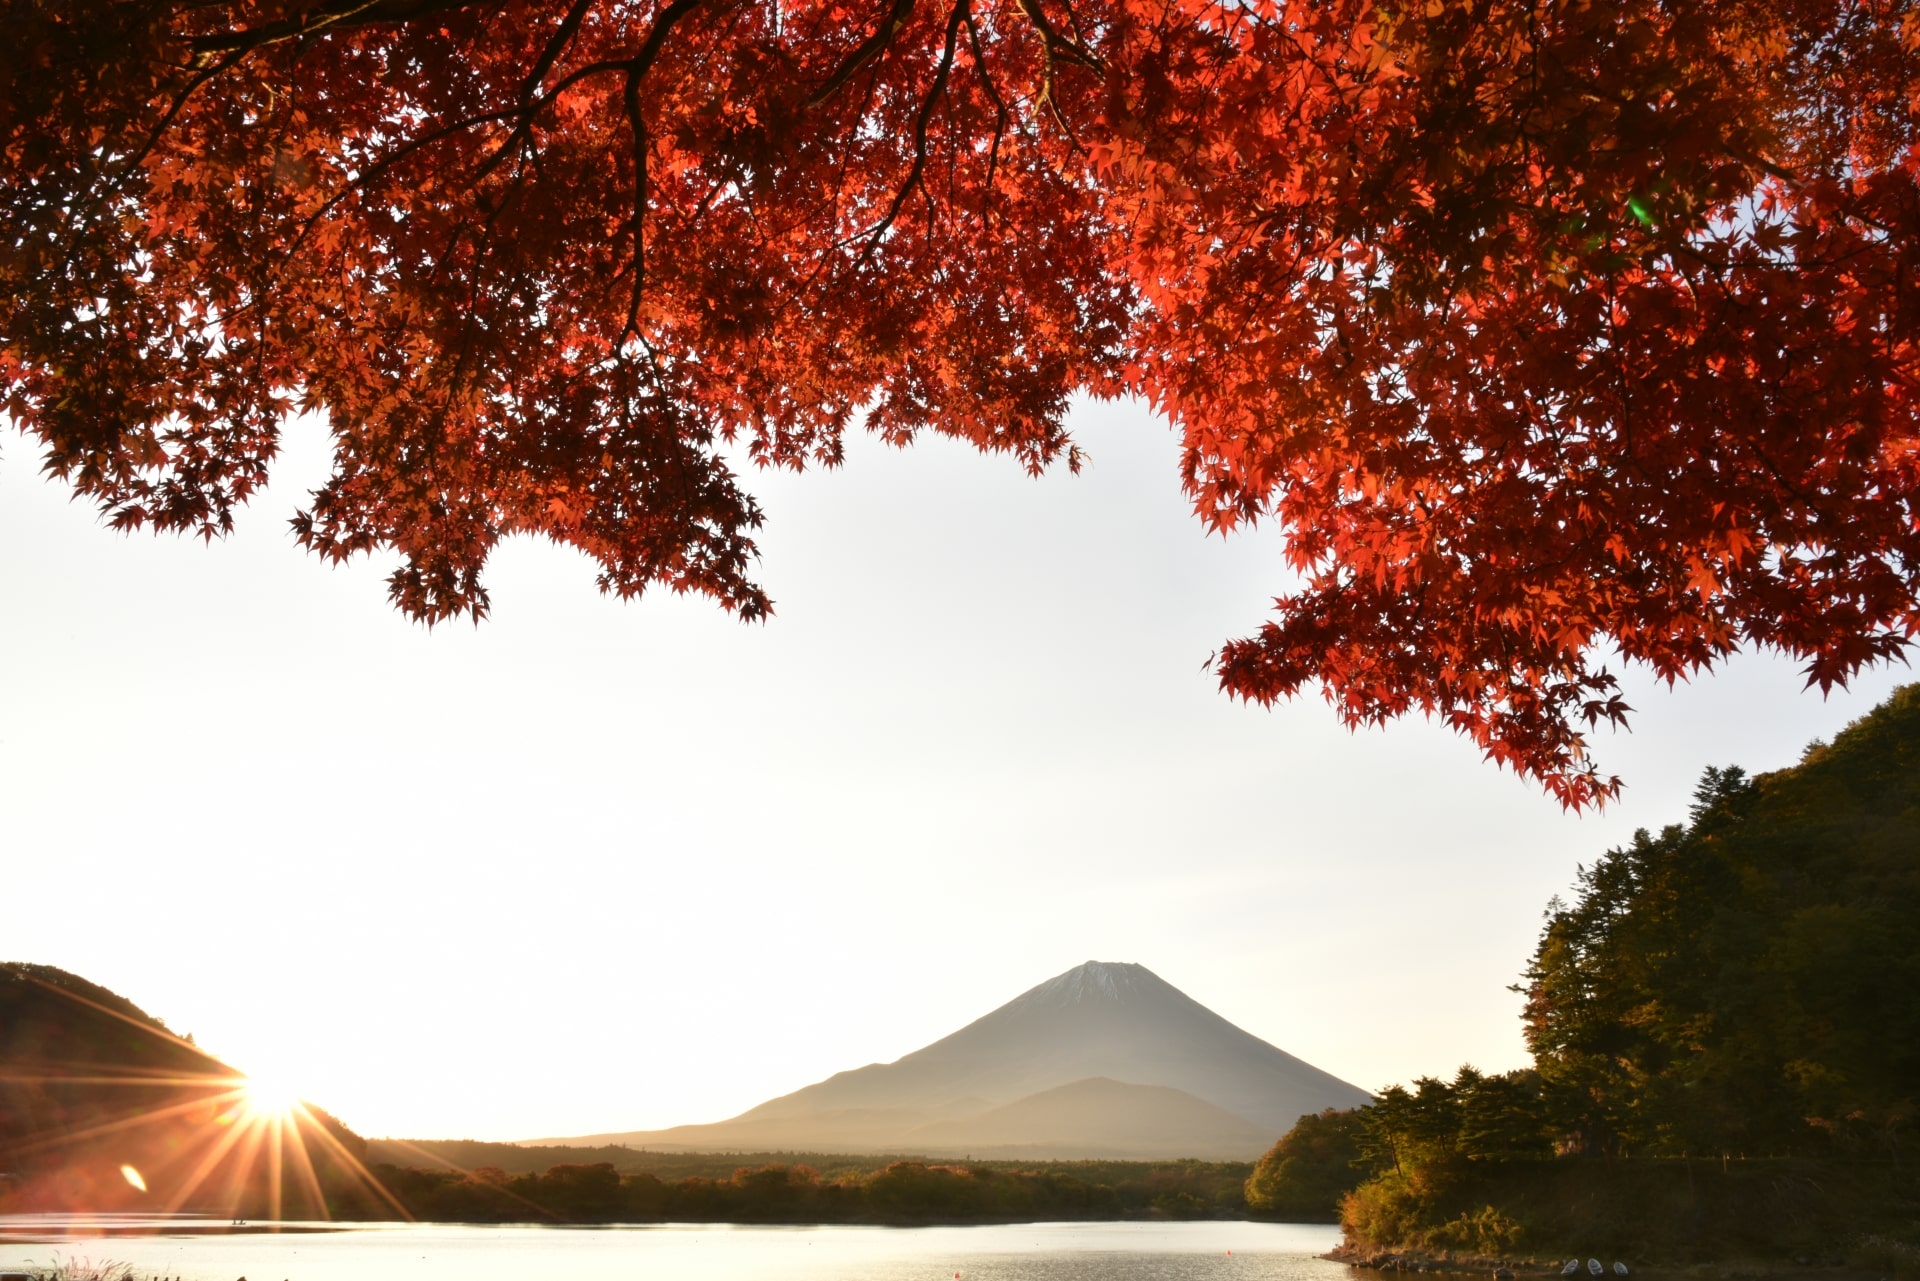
1327,1245,1569,1278
1325,1244,1909,1281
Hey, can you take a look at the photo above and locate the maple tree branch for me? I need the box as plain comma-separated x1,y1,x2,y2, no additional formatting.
524,0,598,96
809,53,892,269
962,0,1008,205
1009,0,1101,147
620,0,710,340
48,44,256,286
110,49,252,191
467,0,719,199
624,66,649,342
805,0,917,110
629,0,709,79
857,0,966,265
187,0,492,56
281,107,519,260
1012,0,1104,73
1057,0,1096,47
462,56,639,190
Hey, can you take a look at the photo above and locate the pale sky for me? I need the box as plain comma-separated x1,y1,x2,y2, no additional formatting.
2,397,1907,1143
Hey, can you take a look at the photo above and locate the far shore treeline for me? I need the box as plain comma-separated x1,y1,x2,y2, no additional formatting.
1246,687,1920,1267
364,1155,1252,1224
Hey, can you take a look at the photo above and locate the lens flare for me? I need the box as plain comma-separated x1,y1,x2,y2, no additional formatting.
242,1076,301,1118
8,974,409,1225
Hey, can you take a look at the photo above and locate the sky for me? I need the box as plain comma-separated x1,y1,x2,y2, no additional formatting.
2,397,1909,1143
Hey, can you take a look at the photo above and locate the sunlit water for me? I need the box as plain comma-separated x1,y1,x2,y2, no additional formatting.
0,1218,1346,1281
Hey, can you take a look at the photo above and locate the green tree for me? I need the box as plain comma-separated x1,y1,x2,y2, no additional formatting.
1455,1070,1555,1163
1246,1108,1368,1222
1521,686,1920,1159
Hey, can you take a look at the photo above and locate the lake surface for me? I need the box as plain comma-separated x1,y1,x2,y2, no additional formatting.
0,1218,1346,1281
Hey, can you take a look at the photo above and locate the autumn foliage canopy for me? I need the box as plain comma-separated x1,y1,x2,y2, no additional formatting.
3,0,1916,802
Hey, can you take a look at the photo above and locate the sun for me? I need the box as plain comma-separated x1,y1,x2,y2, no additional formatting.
240,1075,302,1119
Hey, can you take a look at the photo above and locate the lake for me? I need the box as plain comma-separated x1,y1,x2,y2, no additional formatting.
0,1218,1346,1281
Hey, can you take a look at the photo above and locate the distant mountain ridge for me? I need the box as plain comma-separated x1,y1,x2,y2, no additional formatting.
536,961,1370,1159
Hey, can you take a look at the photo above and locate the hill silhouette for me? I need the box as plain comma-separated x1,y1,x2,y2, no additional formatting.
536,961,1370,1159
0,962,376,1218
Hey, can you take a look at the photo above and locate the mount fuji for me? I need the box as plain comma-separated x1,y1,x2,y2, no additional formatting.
536,961,1371,1160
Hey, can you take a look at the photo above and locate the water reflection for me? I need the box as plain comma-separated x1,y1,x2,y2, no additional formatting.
1,1218,1346,1281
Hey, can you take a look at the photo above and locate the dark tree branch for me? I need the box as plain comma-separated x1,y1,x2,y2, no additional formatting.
630,0,708,78
624,65,650,341
524,0,600,105
187,0,494,56
804,0,916,110
858,0,965,263
1011,0,1104,73
1010,0,1100,146
621,0,710,340
282,107,519,259
962,0,1008,205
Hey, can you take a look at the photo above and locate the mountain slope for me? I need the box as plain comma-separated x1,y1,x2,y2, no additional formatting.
904,1076,1280,1159
747,961,1371,1134
545,961,1370,1157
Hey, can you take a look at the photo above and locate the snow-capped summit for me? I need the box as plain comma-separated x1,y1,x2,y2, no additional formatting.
1013,960,1157,1007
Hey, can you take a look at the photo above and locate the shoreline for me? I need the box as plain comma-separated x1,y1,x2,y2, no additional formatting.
1323,1244,1902,1281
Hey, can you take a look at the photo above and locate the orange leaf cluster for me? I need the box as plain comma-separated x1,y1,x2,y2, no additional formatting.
3,0,1915,803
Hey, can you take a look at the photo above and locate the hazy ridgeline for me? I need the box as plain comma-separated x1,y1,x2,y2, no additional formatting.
1247,687,1920,1262
364,1156,1255,1224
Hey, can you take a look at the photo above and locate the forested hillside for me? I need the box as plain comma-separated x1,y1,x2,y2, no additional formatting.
1524,688,1918,1163
1250,686,1920,1260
